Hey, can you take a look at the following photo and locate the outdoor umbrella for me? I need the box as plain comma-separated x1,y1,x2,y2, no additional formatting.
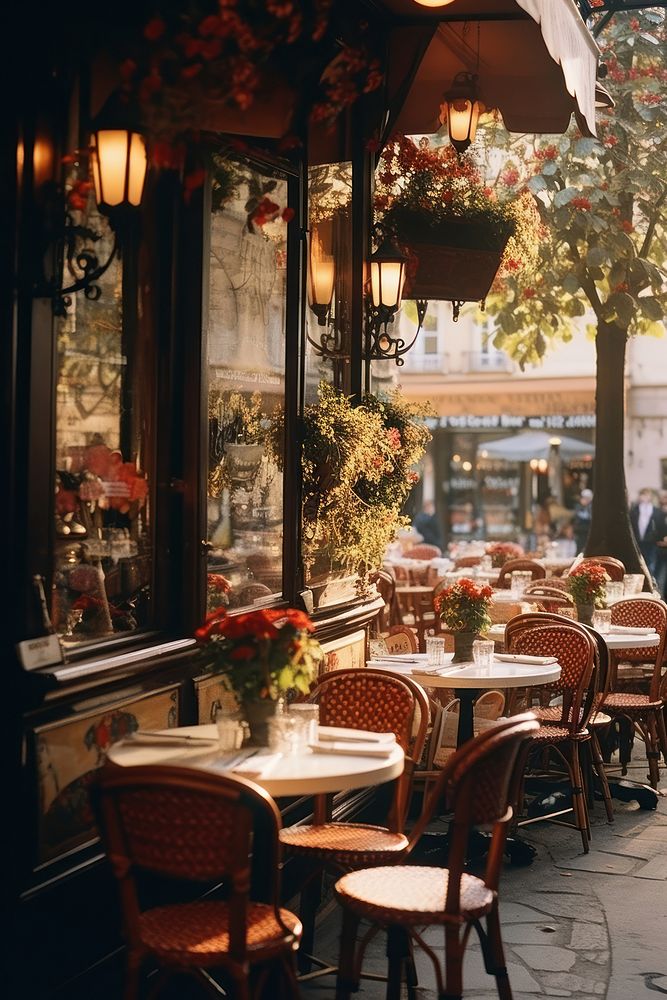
479,431,595,462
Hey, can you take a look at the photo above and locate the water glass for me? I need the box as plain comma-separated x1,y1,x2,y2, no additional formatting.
604,581,624,605
215,705,244,752
623,573,644,596
511,571,532,597
426,636,446,666
267,714,301,755
591,609,612,634
288,703,320,745
472,639,495,670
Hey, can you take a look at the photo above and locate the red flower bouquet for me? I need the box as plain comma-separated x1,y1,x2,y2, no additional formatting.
195,606,324,702
566,562,608,608
434,578,493,634
485,541,525,568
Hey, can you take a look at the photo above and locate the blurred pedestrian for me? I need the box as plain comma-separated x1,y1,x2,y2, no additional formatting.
573,488,593,555
412,499,444,551
629,488,665,577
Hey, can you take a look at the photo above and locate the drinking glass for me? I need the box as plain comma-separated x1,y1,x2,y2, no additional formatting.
288,703,320,745
426,636,446,666
267,714,301,754
623,573,644,596
215,704,244,752
511,571,532,597
604,581,624,605
591,609,612,634
472,639,495,670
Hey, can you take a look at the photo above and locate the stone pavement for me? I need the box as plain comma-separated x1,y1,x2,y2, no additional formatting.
299,752,667,1000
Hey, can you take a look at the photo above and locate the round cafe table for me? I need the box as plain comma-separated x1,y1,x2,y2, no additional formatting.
483,624,660,652
410,655,561,747
107,724,405,799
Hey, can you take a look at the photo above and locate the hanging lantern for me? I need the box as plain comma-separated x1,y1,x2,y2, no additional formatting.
370,240,407,316
90,93,148,219
413,0,456,6
439,72,485,154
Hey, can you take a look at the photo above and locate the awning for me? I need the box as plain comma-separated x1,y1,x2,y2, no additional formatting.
382,0,599,138
480,430,595,461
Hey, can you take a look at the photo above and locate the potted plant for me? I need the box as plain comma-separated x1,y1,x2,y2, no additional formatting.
566,562,609,624
374,135,542,307
195,606,324,745
208,390,267,498
485,541,525,569
271,382,430,601
434,578,494,662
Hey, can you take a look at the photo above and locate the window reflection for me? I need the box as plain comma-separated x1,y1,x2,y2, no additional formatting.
51,194,152,646
206,159,287,611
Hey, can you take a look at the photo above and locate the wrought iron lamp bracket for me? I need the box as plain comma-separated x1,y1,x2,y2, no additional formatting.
34,204,119,318
306,300,350,361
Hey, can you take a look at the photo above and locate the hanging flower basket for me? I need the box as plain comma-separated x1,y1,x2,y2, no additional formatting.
407,237,511,303
374,136,542,306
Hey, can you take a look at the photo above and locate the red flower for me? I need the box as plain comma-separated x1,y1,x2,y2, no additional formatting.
144,17,166,41
571,197,592,212
281,206,295,223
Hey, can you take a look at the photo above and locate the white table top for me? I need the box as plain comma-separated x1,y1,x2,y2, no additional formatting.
370,653,561,690
107,724,405,797
481,624,660,650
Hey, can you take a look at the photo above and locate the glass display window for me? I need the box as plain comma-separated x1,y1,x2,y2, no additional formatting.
205,157,289,612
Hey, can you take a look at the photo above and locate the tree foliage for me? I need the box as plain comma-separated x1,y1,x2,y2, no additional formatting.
481,8,667,368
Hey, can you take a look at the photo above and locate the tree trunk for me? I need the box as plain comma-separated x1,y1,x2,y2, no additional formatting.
586,321,652,587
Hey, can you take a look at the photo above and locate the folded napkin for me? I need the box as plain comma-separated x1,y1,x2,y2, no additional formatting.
495,654,559,665
369,654,426,663
127,731,219,748
318,726,396,744
413,663,472,676
609,625,656,635
309,741,395,758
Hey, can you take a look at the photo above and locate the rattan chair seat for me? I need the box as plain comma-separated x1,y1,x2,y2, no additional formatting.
139,901,301,964
602,691,664,711
432,745,457,769
532,706,612,728
279,822,408,861
529,724,591,743
335,865,494,924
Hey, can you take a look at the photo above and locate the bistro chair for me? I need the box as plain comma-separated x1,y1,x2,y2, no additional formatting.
523,582,576,612
90,764,302,1000
382,624,419,654
368,569,397,634
279,668,429,975
600,597,667,788
507,621,597,852
496,557,546,589
333,714,540,1000
506,612,614,823
453,555,483,570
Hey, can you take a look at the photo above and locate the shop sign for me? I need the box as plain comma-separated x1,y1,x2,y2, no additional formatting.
432,413,595,431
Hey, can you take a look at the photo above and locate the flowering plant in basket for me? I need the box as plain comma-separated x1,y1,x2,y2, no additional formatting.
434,578,493,634
566,562,609,609
485,541,525,568
195,606,324,702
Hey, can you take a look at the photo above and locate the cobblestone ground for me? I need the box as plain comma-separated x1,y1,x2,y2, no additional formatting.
299,750,667,1000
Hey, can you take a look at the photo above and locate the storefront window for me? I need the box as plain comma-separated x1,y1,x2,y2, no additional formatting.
205,158,287,611
52,204,152,648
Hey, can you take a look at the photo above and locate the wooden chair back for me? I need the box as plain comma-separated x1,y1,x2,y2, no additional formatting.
369,569,397,633
509,621,597,733
497,558,546,589
609,598,667,701
382,625,418,653
310,667,430,829
453,555,482,570
90,765,288,959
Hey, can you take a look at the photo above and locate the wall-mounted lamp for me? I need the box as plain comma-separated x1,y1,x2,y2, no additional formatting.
439,71,485,154
306,228,349,359
413,0,456,6
366,240,425,366
34,91,147,316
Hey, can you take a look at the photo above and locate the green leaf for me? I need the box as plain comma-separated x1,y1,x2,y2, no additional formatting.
586,246,608,267
639,296,663,321
554,187,578,208
527,175,547,193
574,138,601,158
